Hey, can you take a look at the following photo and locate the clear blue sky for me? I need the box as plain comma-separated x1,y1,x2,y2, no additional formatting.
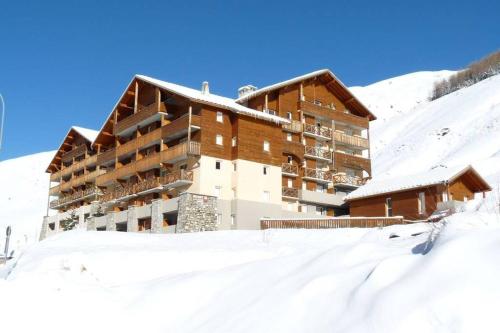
0,0,498,160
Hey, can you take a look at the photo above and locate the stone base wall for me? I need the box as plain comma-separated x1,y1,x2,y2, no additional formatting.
176,193,217,233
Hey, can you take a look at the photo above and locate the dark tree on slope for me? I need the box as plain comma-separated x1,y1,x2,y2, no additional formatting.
431,50,500,100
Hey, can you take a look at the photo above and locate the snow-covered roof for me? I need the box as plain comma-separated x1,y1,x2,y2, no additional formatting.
345,165,491,201
71,126,99,143
136,75,290,125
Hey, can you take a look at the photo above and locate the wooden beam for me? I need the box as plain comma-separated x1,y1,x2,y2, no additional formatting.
134,81,139,114
119,103,133,109
126,90,135,97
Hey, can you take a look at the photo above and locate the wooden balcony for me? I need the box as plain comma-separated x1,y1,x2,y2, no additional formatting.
334,151,371,174
114,103,159,135
61,144,87,163
282,186,299,199
162,114,201,141
101,170,194,202
54,169,106,193
304,146,332,161
334,131,369,149
49,187,102,209
281,163,298,176
116,127,162,158
50,155,98,181
282,120,302,133
303,168,332,183
303,123,333,140
299,100,369,128
96,141,201,186
283,141,304,160
332,173,368,188
96,148,116,165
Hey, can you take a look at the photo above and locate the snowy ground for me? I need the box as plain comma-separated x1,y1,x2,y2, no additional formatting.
1,203,500,333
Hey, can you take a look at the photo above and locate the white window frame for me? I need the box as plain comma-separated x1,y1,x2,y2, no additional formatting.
262,190,270,202
216,111,223,123
263,140,270,152
386,198,393,217
216,134,223,146
418,192,426,215
287,179,293,188
231,136,237,147
286,133,292,141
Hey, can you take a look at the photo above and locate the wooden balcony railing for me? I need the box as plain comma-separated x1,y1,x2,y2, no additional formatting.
96,148,116,165
96,141,200,186
114,103,159,135
282,186,299,198
162,114,201,140
261,216,405,230
55,169,106,193
61,144,87,163
101,170,194,202
281,163,298,176
282,120,302,133
304,146,332,161
334,131,369,149
299,100,369,128
50,155,98,181
331,173,368,187
303,168,332,182
116,127,162,158
334,151,371,175
49,187,103,209
303,123,333,139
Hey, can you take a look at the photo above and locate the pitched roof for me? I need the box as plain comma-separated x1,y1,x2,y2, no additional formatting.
235,69,376,120
136,75,290,124
345,165,491,201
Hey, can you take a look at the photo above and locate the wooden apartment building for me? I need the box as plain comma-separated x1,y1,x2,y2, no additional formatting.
42,69,376,237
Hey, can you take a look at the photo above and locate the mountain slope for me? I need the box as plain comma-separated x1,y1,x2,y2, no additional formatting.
0,151,54,253
351,72,500,186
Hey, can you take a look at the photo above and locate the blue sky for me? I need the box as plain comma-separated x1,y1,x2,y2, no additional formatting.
0,0,498,160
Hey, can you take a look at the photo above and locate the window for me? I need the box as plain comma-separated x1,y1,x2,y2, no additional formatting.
287,133,292,141
302,181,307,190
216,213,222,226
287,156,293,164
232,136,237,147
264,109,276,115
214,186,222,198
315,206,324,216
287,179,293,188
286,112,292,120
287,202,293,211
216,134,223,146
180,164,187,170
263,140,270,152
442,192,449,202
215,160,221,170
262,191,270,201
216,111,223,123
386,198,393,217
232,162,237,172
313,99,322,106
263,166,269,175
418,192,426,215
230,214,235,226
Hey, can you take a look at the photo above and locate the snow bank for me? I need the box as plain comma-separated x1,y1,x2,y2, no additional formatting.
1,211,500,332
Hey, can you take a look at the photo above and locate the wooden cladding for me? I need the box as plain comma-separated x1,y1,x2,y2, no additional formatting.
334,151,371,175
334,131,369,149
116,127,162,157
50,154,98,181
282,120,302,133
114,103,159,135
50,169,106,194
283,141,304,160
96,148,115,165
61,144,87,163
260,216,405,230
96,141,200,186
299,100,369,128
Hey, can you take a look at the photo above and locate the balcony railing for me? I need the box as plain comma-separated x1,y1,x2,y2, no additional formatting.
58,169,106,192
334,152,371,175
332,173,368,187
282,187,299,199
304,146,332,161
50,155,98,182
299,100,369,128
282,120,302,133
101,170,194,202
281,163,298,176
49,187,102,209
61,144,87,163
114,103,159,135
303,123,333,139
96,148,116,165
303,168,332,183
96,141,200,186
334,131,369,149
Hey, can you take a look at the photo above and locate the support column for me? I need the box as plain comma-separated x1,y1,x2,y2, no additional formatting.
78,206,85,229
106,211,116,231
127,205,138,232
151,199,163,233
40,216,49,240
177,193,217,233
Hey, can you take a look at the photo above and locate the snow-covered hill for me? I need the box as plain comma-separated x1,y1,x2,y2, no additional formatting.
0,151,54,254
351,71,500,187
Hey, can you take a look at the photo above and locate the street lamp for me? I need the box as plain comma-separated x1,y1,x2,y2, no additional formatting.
0,93,4,151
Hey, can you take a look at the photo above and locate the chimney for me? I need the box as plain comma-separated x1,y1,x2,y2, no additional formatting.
201,81,210,95
238,85,258,98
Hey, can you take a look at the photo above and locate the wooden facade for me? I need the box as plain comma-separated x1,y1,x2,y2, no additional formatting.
46,69,376,218
348,167,491,220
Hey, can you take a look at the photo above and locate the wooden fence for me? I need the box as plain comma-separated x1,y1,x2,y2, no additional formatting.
260,216,405,230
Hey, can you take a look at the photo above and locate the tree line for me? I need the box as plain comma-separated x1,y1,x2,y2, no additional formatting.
431,50,500,100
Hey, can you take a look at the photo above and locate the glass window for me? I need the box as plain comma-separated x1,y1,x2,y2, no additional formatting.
216,134,223,146
386,198,393,217
418,192,426,214
287,133,292,141
263,140,270,152
232,136,237,147
216,111,223,123
263,166,269,175
287,179,293,188
215,161,221,170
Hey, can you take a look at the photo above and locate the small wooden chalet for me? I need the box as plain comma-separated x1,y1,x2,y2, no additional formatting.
345,165,491,221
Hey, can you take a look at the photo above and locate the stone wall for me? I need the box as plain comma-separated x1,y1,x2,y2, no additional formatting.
176,193,217,232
